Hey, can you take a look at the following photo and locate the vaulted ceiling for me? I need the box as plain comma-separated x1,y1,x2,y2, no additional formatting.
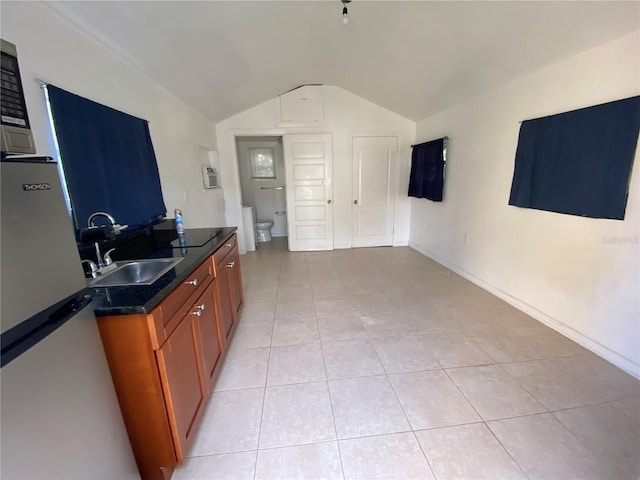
46,1,639,124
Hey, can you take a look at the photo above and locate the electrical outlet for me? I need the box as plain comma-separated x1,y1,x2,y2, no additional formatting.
463,233,469,245
183,188,189,202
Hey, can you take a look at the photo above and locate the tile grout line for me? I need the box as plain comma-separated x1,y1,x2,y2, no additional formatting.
311,255,348,480
252,248,283,479
363,320,419,439
411,429,440,480
438,367,530,479
320,348,347,480
482,421,531,479
494,362,549,413
496,358,609,413
483,409,610,479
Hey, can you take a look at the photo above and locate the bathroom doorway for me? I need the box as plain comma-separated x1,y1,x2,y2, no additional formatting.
235,136,288,248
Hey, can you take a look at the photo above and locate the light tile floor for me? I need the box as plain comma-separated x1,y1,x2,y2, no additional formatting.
174,238,640,480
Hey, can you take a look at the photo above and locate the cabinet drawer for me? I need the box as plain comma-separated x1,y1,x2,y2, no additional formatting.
149,260,213,347
162,260,213,323
213,234,237,268
213,246,239,278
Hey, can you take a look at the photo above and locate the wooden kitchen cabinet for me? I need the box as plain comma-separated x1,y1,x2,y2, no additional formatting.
156,279,222,462
96,234,243,480
213,235,243,346
216,268,234,341
156,312,206,463
227,249,243,318
194,279,223,393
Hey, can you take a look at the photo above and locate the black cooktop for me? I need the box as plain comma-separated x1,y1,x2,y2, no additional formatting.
169,228,224,248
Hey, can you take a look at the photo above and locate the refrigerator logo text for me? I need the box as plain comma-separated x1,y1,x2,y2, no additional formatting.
22,183,51,191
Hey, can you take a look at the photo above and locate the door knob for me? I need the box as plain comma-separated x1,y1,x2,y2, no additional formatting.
353,200,358,205
327,199,332,204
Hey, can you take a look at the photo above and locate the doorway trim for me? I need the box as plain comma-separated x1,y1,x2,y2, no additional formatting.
226,128,329,253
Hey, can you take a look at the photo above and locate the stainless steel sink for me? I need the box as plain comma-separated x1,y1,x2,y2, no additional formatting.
90,258,183,287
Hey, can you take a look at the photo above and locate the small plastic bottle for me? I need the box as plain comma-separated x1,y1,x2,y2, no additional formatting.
177,232,188,255
174,208,185,234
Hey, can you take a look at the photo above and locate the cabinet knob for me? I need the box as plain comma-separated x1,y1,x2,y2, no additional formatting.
185,278,198,286
225,243,233,247
192,304,205,316
226,261,235,268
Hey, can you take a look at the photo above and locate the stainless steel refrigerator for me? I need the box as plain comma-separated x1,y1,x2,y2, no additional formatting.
0,159,139,479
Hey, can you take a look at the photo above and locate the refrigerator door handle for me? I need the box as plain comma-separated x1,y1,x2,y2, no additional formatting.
1,292,93,367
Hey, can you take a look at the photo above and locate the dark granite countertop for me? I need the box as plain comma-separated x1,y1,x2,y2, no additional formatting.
88,227,237,316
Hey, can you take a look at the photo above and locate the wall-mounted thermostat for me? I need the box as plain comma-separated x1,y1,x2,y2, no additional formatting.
201,165,219,189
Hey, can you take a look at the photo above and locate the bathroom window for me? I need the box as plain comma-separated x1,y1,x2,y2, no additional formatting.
250,147,276,179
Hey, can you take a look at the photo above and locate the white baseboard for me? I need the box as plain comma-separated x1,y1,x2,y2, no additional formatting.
393,241,409,247
409,242,640,379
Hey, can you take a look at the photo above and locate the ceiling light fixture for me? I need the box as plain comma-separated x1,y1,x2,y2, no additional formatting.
341,0,351,24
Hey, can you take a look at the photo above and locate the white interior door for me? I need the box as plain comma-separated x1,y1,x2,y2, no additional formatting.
352,136,397,247
284,134,333,251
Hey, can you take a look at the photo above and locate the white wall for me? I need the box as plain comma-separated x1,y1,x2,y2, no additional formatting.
410,31,640,377
1,1,224,229
216,86,416,252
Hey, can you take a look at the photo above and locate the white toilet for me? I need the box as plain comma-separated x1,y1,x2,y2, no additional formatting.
255,220,274,243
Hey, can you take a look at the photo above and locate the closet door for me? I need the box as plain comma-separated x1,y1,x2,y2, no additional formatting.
351,136,397,247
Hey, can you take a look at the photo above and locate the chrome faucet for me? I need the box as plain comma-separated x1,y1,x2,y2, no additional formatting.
81,259,99,278
88,211,116,228
87,212,124,269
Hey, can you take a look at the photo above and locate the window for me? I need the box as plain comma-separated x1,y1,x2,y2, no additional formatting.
509,96,640,220
249,147,276,179
46,85,166,231
408,137,447,202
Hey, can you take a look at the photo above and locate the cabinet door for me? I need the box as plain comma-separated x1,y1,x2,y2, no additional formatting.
227,251,244,317
216,267,234,341
195,280,222,392
156,314,205,462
